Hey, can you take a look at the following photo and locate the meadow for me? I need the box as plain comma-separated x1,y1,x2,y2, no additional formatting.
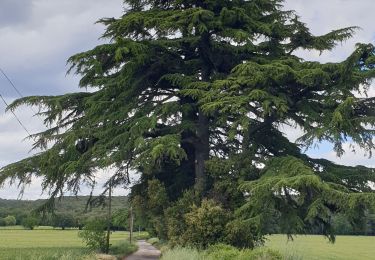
265,234,375,260
1,227,375,260
0,226,132,260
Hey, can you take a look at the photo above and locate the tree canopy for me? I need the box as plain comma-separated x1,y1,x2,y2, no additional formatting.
1,0,375,247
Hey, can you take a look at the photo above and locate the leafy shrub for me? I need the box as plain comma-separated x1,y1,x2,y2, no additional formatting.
205,244,282,260
161,245,282,260
109,241,138,257
165,190,197,246
247,248,282,260
161,247,203,260
204,244,239,259
182,199,229,248
225,218,264,248
78,218,107,252
147,237,160,245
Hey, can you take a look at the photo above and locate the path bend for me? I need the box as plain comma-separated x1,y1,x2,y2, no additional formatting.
124,240,161,260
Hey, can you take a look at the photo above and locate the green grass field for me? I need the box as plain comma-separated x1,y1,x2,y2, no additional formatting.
1,228,374,260
0,227,133,260
265,234,375,260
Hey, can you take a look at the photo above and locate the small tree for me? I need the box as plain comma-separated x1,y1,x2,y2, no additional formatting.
52,213,75,230
79,218,107,252
22,216,39,230
3,215,17,226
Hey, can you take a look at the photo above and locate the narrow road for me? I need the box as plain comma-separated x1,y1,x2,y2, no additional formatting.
124,240,161,260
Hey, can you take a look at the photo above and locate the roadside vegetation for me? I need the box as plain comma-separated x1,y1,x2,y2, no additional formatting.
161,244,283,260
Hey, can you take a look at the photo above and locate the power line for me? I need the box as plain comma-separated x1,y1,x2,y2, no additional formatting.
0,67,43,118
0,94,33,138
0,68,25,98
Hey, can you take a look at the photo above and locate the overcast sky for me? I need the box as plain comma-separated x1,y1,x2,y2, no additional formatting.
0,0,374,199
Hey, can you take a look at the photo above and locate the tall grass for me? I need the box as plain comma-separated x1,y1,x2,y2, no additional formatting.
160,245,284,260
0,247,93,260
109,240,138,257
161,247,203,260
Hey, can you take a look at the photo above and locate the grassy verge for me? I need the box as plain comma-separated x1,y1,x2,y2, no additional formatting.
109,241,138,258
160,244,283,260
0,247,94,260
265,234,375,260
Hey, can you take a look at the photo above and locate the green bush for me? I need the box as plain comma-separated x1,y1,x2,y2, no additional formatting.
109,241,138,257
246,248,282,260
204,244,282,260
165,190,197,246
182,199,229,248
161,245,282,260
204,244,240,260
161,247,203,260
147,237,160,245
225,218,264,248
78,218,107,252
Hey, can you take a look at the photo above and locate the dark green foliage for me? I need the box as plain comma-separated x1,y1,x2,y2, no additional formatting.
51,213,76,230
78,218,107,252
1,0,375,248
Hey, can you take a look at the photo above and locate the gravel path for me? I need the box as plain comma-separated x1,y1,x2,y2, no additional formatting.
124,240,161,260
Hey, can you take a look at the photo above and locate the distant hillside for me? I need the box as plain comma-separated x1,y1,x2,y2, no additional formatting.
0,196,128,224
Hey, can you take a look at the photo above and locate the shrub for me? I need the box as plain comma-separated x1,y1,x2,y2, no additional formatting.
147,237,160,245
205,244,282,260
161,247,203,260
165,190,197,246
246,248,282,260
109,241,138,257
204,244,240,260
182,199,229,248
79,218,107,252
161,245,283,260
225,218,264,248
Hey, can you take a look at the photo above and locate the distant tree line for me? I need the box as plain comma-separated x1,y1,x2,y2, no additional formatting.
0,196,130,230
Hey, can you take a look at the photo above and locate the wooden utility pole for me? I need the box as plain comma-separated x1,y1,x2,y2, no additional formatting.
129,205,134,243
105,179,112,254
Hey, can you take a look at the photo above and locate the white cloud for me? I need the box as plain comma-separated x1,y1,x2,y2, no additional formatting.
284,0,375,62
318,142,375,167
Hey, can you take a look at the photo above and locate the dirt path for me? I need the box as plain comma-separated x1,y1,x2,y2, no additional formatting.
124,240,161,260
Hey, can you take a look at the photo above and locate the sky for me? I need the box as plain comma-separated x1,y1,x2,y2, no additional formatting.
0,0,374,199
